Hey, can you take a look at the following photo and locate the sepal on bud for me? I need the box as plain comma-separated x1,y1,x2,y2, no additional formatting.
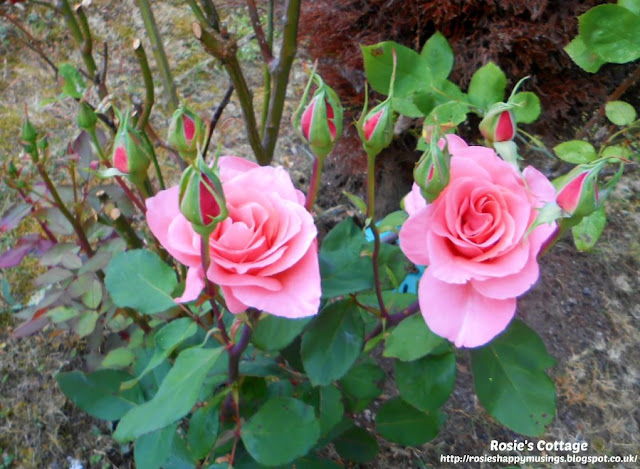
168,106,206,163
479,107,516,143
77,101,98,131
112,110,152,185
179,155,228,235
293,68,343,159
554,159,623,225
414,139,451,203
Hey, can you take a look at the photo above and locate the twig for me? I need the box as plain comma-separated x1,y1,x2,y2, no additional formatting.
135,0,179,112
260,0,301,165
1,12,58,76
366,156,389,319
201,236,231,344
245,0,273,63
203,83,234,160
133,38,154,131
364,301,420,343
260,0,274,138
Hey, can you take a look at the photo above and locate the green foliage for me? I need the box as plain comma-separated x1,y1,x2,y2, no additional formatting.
240,397,320,466
251,315,311,352
383,314,445,361
573,207,607,252
105,249,178,315
579,4,640,64
301,299,364,386
395,352,456,411
553,140,598,164
468,62,507,110
375,398,444,446
605,101,637,126
470,320,556,436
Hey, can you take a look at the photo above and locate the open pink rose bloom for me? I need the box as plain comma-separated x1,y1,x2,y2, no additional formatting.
399,135,556,348
146,156,321,318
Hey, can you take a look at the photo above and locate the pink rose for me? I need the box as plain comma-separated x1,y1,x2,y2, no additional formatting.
399,135,556,347
146,156,321,318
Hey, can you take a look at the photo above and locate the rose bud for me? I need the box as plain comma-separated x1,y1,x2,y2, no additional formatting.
360,99,395,157
179,155,228,235
413,141,451,203
168,106,206,162
555,164,602,220
294,72,343,159
479,109,516,143
77,101,98,131
112,110,152,185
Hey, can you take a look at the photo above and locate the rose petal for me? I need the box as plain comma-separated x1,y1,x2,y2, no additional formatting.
403,183,427,216
418,270,516,348
230,244,321,318
399,205,432,266
175,266,205,303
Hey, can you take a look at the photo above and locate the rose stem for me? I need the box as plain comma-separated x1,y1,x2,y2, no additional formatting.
305,156,324,212
200,235,231,344
203,83,235,161
366,154,390,320
364,300,420,343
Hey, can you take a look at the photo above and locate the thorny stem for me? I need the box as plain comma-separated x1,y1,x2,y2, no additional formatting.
200,235,231,345
245,0,273,63
192,22,267,165
135,0,179,112
366,155,389,319
305,156,324,212
203,83,235,160
36,158,94,257
576,64,640,141
133,39,154,131
260,0,274,138
199,0,221,31
364,300,420,343
15,188,58,243
260,0,301,164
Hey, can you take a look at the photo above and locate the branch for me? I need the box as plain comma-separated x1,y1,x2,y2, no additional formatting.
133,38,154,131
364,301,420,343
245,0,273,63
203,83,234,160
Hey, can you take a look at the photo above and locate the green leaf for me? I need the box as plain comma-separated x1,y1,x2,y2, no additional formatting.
301,299,364,386
134,423,177,469
113,346,223,442
511,92,541,124
102,347,135,369
241,397,320,467
564,36,606,73
56,369,143,421
468,62,506,110
572,207,607,252
58,63,87,99
333,425,379,463
165,433,197,468
361,41,433,97
340,358,384,401
395,352,456,411
82,279,102,309
553,140,597,164
377,210,409,233
47,306,79,323
420,32,454,81
619,0,640,15
318,385,344,436
423,101,470,128
470,320,556,436
391,91,436,118
252,315,311,352
384,314,445,361
105,249,178,315
375,398,444,445
580,4,640,64
343,191,367,214
602,145,632,160
40,243,80,267
319,218,373,298
75,310,99,338
605,100,637,126
187,403,219,460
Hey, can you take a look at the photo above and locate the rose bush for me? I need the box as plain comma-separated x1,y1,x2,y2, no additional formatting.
399,135,557,348
146,156,321,318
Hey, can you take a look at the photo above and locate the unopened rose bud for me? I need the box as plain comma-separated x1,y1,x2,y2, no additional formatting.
294,72,343,159
555,167,600,219
360,100,395,157
479,109,516,143
77,101,98,131
179,156,228,235
89,160,100,171
112,110,152,184
168,106,206,162
414,141,451,203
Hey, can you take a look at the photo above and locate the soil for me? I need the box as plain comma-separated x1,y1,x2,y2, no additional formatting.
1,1,639,468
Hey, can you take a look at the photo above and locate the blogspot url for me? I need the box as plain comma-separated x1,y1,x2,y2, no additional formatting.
440,454,639,465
